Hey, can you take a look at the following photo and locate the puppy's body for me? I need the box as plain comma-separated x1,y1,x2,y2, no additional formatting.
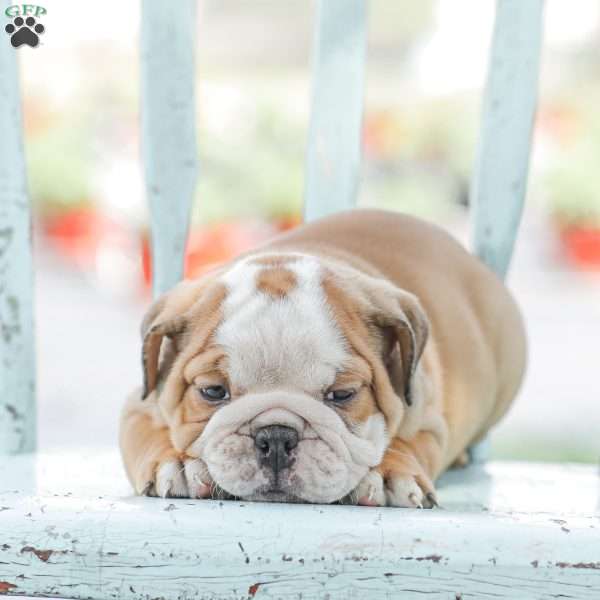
120,210,526,506
265,210,526,468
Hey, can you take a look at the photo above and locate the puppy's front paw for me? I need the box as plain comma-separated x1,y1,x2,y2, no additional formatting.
137,455,213,499
385,472,438,508
354,468,438,509
355,470,386,506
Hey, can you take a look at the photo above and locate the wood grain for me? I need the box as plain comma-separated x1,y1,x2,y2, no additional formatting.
0,452,598,599
304,0,366,222
0,0,36,454
141,0,198,298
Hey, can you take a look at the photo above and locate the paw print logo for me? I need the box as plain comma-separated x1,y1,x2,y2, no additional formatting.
5,16,45,48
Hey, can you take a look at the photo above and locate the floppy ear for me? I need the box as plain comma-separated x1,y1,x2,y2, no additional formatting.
369,286,429,406
139,271,226,400
140,294,187,400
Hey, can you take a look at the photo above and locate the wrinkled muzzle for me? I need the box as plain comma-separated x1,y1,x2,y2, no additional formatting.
187,391,387,503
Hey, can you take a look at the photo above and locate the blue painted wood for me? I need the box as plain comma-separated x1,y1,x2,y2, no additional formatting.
141,0,198,298
303,0,366,222
471,0,544,278
469,0,544,463
0,0,36,455
0,452,598,599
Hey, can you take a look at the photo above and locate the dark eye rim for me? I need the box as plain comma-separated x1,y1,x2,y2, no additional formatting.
324,388,357,404
198,385,230,403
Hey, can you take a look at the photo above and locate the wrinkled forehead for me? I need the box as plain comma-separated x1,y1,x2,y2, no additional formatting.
214,253,349,392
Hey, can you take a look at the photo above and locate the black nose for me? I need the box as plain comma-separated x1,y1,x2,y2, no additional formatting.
254,425,299,474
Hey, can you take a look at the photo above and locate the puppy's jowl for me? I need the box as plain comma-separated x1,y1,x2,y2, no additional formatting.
120,210,526,507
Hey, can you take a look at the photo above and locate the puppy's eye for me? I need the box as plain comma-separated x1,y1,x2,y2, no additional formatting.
199,385,230,403
325,389,356,404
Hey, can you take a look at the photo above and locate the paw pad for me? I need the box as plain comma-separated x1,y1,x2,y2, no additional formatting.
5,16,45,48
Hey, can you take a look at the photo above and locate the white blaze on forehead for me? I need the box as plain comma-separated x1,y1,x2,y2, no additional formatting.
216,253,348,392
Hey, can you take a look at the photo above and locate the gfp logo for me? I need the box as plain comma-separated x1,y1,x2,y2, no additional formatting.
4,4,46,48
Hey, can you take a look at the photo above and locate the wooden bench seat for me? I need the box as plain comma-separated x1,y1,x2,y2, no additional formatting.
1,452,598,599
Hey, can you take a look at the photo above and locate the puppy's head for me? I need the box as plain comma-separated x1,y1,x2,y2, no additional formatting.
141,253,428,503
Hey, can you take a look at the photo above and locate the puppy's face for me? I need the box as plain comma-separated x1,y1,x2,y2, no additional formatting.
142,253,428,504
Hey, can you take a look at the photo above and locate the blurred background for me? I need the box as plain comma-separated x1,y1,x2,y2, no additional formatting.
19,1,599,462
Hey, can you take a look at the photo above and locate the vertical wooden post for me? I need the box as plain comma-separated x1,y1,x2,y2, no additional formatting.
141,0,198,298
0,2,36,454
303,0,367,222
471,0,544,278
469,0,544,462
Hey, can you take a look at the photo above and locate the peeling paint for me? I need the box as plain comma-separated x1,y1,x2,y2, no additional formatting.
0,581,17,594
20,546,67,563
238,542,250,564
0,227,14,259
1,452,599,599
1,295,21,344
555,561,600,570
4,404,22,421
415,554,443,563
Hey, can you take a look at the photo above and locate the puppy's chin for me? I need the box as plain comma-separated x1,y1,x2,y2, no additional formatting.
203,432,367,504
187,391,388,504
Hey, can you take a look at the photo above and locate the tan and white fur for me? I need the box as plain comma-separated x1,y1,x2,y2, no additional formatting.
120,210,526,508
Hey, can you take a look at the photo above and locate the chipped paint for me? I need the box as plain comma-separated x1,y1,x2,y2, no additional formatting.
556,561,600,570
0,581,17,593
0,452,598,600
4,405,22,421
238,542,250,565
20,546,67,562
0,227,15,259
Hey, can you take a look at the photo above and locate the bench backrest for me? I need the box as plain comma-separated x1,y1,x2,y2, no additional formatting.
0,0,544,455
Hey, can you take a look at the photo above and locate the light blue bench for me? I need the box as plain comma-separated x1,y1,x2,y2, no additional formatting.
1,1,598,598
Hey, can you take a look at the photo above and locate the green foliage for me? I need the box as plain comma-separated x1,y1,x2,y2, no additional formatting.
192,104,303,223
26,120,93,214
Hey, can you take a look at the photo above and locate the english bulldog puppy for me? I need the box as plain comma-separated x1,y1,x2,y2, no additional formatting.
119,210,526,507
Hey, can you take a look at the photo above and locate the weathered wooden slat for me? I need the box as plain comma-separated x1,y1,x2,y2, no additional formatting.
469,0,544,463
141,0,198,298
303,0,366,222
0,0,36,455
0,452,598,599
471,0,544,278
